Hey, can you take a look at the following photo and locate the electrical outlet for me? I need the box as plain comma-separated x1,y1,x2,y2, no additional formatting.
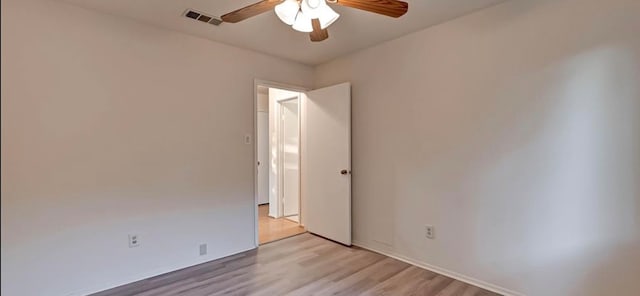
129,234,140,248
199,244,207,256
244,134,252,144
425,225,435,239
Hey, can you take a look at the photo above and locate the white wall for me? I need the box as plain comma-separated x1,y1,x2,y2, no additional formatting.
257,112,270,205
257,89,270,205
0,0,313,295
315,0,640,295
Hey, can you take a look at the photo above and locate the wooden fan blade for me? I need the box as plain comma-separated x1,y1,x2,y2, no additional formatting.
334,0,408,18
310,19,329,42
221,0,282,23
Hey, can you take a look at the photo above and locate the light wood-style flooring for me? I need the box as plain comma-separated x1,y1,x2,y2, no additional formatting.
92,233,501,296
258,204,305,244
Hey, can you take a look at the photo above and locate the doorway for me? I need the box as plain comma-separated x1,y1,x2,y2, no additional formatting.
254,80,353,246
256,84,305,244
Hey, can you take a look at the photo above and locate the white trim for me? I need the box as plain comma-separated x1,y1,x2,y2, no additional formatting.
352,240,525,296
254,79,309,93
71,246,257,296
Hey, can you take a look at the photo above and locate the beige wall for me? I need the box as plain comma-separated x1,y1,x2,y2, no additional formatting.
3,0,640,295
315,0,640,295
0,0,313,295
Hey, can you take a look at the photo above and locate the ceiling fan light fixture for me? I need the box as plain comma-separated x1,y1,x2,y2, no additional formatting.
318,5,340,29
301,0,327,19
292,9,313,32
274,0,300,26
221,0,408,42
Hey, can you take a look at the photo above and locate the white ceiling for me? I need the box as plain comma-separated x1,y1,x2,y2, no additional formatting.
62,0,508,65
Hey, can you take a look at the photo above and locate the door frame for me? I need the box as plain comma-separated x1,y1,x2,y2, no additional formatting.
253,79,309,247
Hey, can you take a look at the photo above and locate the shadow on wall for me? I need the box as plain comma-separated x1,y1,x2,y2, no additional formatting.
519,46,640,295
575,241,640,295
459,46,640,295
394,41,640,296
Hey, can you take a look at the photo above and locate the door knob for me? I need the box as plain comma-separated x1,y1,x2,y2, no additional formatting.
340,169,351,175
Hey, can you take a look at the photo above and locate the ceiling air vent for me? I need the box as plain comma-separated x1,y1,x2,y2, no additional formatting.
184,9,222,26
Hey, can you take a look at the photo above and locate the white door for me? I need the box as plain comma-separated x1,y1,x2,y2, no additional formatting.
257,111,269,205
302,82,351,245
281,99,300,217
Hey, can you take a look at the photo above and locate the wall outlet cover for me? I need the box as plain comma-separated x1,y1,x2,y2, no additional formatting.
129,234,140,248
425,225,435,239
199,243,207,256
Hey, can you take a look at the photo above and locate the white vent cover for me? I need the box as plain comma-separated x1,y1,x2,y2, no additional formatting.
184,9,222,26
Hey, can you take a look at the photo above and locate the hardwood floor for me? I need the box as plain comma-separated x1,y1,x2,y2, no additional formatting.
92,233,501,296
258,204,306,244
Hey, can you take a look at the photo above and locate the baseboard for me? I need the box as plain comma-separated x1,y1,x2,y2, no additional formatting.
69,240,521,296
69,245,257,296
352,240,525,296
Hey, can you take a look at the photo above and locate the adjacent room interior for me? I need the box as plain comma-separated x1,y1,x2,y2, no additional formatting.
2,0,639,296
256,84,306,244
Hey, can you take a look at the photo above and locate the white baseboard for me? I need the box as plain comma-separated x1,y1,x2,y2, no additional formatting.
352,240,525,296
68,245,257,296
69,240,522,296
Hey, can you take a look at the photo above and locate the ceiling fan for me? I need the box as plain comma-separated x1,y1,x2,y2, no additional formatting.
220,0,409,42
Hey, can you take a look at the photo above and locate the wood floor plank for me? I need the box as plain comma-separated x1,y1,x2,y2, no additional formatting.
309,257,411,296
258,204,305,244
91,233,501,296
